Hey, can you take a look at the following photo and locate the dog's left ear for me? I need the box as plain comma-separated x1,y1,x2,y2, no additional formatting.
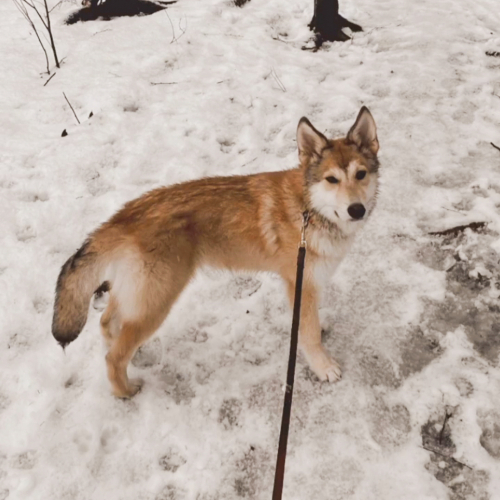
347,107,379,155
297,117,329,166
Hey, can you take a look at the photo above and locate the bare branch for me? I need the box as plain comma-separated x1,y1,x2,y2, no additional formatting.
165,11,186,44
12,0,50,74
43,0,60,68
165,11,176,44
49,0,63,13
12,0,59,72
43,72,56,86
24,0,49,30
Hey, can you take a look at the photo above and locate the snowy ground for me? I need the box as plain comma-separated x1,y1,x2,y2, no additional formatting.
1,0,500,498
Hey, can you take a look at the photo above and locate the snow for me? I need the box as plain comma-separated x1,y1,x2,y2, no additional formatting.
1,0,500,498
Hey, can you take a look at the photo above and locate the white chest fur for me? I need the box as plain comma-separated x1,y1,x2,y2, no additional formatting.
308,227,357,289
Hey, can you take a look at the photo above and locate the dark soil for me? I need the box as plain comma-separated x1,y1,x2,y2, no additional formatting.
422,414,490,500
66,0,175,24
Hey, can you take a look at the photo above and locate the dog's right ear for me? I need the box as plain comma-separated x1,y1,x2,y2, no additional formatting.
347,107,379,156
297,117,329,166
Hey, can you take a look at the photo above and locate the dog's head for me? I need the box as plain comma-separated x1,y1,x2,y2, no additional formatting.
297,107,380,234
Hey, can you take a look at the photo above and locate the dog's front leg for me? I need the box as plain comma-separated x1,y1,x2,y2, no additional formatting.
286,280,342,382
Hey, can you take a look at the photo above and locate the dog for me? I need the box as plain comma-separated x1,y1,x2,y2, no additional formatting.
52,107,380,398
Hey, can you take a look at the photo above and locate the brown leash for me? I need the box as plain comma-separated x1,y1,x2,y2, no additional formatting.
272,211,310,500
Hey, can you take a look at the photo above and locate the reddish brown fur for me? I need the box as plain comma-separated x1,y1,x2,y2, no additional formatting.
52,108,380,397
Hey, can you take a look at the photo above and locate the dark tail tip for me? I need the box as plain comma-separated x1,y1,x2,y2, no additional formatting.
53,323,81,350
52,239,94,349
58,339,70,351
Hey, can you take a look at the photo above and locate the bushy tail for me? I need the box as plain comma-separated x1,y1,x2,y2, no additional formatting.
52,239,103,348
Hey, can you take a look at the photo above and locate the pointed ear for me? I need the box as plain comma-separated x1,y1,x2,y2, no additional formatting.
297,117,329,165
347,106,379,155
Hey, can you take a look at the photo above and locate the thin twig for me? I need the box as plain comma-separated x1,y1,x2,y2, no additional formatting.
271,67,286,92
43,0,60,68
150,81,179,85
438,412,452,445
93,29,112,36
63,92,80,124
420,446,472,470
165,11,186,44
441,206,465,215
491,142,500,152
49,0,63,13
240,157,258,168
24,0,49,30
272,36,292,44
43,72,56,86
178,16,187,38
200,32,244,38
12,0,50,74
165,10,176,43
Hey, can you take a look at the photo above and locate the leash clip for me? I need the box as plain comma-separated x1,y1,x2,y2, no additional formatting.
300,211,310,248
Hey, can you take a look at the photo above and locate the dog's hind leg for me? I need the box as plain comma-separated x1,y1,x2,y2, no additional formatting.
105,316,160,398
100,295,120,349
105,258,193,398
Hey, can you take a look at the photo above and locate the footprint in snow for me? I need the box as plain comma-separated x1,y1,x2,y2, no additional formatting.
16,225,36,242
158,449,187,473
218,397,242,430
100,425,120,453
73,428,93,454
18,191,49,203
131,337,162,368
156,484,186,500
10,450,36,470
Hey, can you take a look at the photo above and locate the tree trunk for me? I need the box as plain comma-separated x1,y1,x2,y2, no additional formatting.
309,0,362,46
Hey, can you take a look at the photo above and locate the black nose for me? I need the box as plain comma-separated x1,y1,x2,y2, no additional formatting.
347,203,366,220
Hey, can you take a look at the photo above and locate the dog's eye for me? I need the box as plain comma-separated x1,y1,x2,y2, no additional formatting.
356,170,367,180
325,176,339,184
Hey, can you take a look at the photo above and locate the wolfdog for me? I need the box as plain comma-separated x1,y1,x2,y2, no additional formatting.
52,107,379,398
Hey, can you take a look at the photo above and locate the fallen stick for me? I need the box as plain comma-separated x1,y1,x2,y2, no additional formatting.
63,92,80,124
43,72,56,86
429,221,487,237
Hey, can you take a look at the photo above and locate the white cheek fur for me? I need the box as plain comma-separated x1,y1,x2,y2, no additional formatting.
309,182,342,222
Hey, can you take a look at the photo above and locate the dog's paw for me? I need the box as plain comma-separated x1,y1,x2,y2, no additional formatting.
114,378,143,399
127,378,144,396
303,345,342,382
324,359,342,382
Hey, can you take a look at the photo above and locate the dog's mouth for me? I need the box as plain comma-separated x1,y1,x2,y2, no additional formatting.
334,210,364,223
